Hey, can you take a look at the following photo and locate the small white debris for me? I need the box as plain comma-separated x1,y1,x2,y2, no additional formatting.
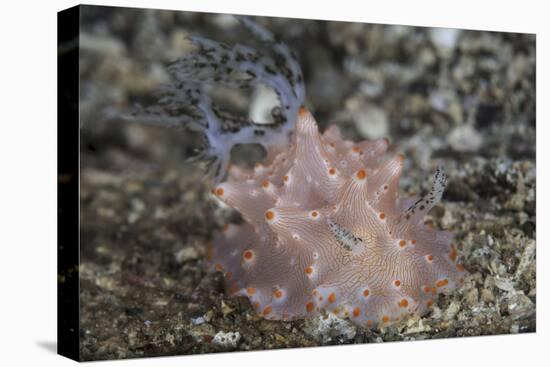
212,331,241,348
175,247,199,263
353,106,389,140
447,124,483,152
305,313,357,343
429,28,461,57
191,316,205,326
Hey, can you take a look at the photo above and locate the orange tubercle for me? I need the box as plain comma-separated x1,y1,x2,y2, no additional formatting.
306,302,314,313
356,169,367,180
274,290,283,299
363,289,370,298
265,210,275,221
243,250,253,260
353,307,361,317
399,240,406,247
305,266,313,275
263,306,272,316
394,279,401,287
298,106,307,117
247,287,256,295
328,293,336,303
328,168,336,175
379,212,386,220
436,279,449,288
398,299,409,308
215,187,224,196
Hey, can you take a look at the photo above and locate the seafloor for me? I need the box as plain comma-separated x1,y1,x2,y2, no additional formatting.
77,6,536,360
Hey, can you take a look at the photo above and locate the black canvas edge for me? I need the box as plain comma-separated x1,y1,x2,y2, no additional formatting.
57,4,80,362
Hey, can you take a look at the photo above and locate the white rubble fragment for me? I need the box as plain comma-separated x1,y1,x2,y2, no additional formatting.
212,331,241,348
429,28,461,57
305,313,357,343
353,106,389,140
447,124,483,152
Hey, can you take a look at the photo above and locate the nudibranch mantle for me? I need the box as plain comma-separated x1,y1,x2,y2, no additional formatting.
208,107,465,328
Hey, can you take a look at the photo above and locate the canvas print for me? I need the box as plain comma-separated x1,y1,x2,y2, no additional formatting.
58,4,536,361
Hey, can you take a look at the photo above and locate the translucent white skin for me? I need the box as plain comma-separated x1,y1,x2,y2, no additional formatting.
207,108,465,328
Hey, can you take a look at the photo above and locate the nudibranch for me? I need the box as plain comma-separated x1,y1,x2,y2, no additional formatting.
208,107,465,328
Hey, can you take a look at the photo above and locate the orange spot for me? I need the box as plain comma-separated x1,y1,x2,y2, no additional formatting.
353,307,361,317
367,320,373,327
382,315,390,323
225,271,232,279
456,263,465,272
306,302,314,313
423,285,431,293
411,239,417,244
328,293,336,303
247,287,256,295
283,175,289,183
363,289,370,297
426,254,433,262
427,300,433,307
394,280,401,287
243,250,253,260
399,240,406,247
263,306,272,316
262,180,269,188
398,299,408,308
449,249,458,262
311,211,318,218
305,266,313,275
265,210,275,220
352,146,361,153
214,263,223,272
253,301,260,309
298,106,307,117
328,168,336,175
383,185,389,191
274,290,283,299
215,187,224,196
436,279,449,288
379,212,386,220
330,143,335,148
356,169,367,180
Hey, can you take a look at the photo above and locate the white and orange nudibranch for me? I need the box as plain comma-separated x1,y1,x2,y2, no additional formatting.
207,107,466,328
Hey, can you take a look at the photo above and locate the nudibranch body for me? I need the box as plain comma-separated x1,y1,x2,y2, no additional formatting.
208,107,465,328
